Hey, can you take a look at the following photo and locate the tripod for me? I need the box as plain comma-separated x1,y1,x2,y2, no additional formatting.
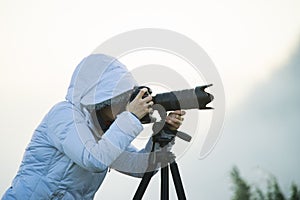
133,128,189,200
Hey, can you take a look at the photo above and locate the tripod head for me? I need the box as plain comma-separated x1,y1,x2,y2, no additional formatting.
150,104,192,148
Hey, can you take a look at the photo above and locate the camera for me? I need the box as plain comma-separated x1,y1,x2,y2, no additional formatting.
130,84,214,124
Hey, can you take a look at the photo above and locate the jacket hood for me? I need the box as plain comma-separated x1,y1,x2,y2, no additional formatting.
66,54,137,109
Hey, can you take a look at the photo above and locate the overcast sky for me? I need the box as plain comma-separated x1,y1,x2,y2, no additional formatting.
1,0,300,199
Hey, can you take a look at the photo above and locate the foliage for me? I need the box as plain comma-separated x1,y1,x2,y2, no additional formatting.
230,166,300,200
231,166,251,200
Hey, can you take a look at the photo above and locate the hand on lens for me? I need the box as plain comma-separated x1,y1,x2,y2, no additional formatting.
126,88,154,119
165,110,186,131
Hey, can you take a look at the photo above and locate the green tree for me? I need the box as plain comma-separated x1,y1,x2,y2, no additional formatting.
252,187,265,200
230,166,300,200
290,183,300,200
230,166,251,200
266,177,285,200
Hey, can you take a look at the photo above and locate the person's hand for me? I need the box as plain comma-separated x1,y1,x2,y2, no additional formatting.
165,110,186,131
126,88,154,119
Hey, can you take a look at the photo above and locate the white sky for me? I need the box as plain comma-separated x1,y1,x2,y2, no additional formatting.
0,0,299,199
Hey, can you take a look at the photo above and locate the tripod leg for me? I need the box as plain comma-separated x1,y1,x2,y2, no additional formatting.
161,164,169,200
133,170,156,200
170,161,187,200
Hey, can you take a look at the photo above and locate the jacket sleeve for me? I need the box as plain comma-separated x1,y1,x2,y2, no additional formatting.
110,138,156,178
46,103,143,172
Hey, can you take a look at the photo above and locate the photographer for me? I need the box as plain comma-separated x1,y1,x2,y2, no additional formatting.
2,54,185,199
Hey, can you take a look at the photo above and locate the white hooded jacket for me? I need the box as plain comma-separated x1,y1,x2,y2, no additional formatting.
2,54,152,200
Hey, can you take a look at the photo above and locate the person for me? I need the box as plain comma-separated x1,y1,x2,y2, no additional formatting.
2,54,185,199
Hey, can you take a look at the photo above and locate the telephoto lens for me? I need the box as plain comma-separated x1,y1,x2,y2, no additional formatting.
130,84,214,124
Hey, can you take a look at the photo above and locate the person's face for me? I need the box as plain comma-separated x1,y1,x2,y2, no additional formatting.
96,96,131,132
100,104,124,122
100,106,114,121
